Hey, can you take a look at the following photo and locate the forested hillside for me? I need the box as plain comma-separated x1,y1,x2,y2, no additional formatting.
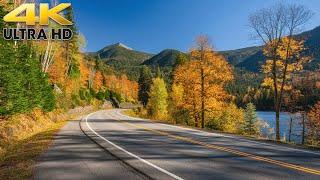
226,25,320,72
89,43,152,80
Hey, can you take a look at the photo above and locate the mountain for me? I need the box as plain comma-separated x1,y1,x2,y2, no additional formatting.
91,26,319,80
222,25,320,72
92,43,152,67
220,46,262,66
89,43,152,80
142,49,186,67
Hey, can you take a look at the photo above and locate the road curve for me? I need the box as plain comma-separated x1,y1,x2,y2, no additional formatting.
35,109,320,180
34,118,147,180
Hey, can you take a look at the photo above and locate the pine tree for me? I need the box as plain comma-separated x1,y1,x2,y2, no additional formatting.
155,66,163,78
0,41,55,115
243,103,259,135
147,77,168,120
138,66,152,106
173,53,188,69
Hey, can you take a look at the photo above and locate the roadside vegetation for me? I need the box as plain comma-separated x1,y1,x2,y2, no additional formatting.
1,1,320,179
130,3,320,148
0,1,138,179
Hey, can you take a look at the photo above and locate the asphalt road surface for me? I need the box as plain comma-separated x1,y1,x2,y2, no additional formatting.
35,109,320,180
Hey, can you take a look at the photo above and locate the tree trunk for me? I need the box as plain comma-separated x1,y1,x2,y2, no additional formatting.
194,114,199,128
288,116,293,142
301,112,306,145
275,107,280,141
201,68,205,129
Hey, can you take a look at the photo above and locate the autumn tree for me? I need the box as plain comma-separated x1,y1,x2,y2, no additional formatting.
249,3,312,141
64,6,81,78
307,101,320,146
93,71,104,90
147,78,168,120
169,83,185,124
174,36,233,128
138,66,153,106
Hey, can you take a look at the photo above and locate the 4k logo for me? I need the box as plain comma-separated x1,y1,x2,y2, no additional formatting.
3,3,73,26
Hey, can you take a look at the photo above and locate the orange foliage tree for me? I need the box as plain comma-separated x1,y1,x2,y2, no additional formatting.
307,101,320,146
174,36,233,128
93,71,104,90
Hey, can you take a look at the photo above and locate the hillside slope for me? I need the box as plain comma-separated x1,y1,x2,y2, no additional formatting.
143,49,186,67
90,43,152,80
224,26,320,72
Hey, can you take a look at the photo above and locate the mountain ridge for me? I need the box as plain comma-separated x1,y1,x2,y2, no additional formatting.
90,25,320,78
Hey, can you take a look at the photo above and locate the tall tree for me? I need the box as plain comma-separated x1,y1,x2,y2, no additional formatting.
147,77,168,120
249,3,312,141
0,42,55,115
64,6,80,78
174,36,233,128
138,66,152,106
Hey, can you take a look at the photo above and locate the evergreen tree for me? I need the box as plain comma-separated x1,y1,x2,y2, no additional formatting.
0,41,55,115
243,103,259,135
155,66,163,78
138,66,152,106
147,77,168,120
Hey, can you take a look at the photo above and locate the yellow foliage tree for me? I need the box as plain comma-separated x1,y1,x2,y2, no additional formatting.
147,77,168,120
262,37,310,139
174,36,233,128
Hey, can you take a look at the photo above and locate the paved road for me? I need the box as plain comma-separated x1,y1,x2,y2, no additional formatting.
34,119,147,180
35,109,320,180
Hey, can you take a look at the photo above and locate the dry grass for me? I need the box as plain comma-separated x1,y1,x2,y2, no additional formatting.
0,121,66,180
0,106,97,180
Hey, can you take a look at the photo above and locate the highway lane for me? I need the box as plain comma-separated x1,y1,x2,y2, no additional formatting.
34,120,147,180
82,109,320,180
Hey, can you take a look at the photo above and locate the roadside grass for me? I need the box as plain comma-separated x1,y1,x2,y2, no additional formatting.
122,109,320,151
0,106,97,180
0,121,67,180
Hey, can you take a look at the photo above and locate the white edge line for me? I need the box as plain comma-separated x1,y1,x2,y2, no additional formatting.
116,110,320,156
85,112,184,180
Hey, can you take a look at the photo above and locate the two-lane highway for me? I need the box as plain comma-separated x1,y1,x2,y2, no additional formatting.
35,109,320,180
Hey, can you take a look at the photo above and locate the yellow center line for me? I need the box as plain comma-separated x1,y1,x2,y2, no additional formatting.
116,119,320,176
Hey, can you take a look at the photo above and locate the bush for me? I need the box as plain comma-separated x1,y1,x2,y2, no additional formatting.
105,90,111,100
96,91,105,101
170,108,191,125
110,90,123,103
206,104,244,133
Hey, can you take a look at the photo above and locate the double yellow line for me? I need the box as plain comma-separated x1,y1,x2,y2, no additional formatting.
118,119,320,176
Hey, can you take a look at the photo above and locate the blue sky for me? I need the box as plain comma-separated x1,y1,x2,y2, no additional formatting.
65,0,320,53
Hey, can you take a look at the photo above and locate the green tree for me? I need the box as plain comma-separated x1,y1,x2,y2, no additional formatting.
155,66,163,78
243,103,259,135
173,53,188,69
138,66,152,106
0,43,55,115
147,78,168,120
